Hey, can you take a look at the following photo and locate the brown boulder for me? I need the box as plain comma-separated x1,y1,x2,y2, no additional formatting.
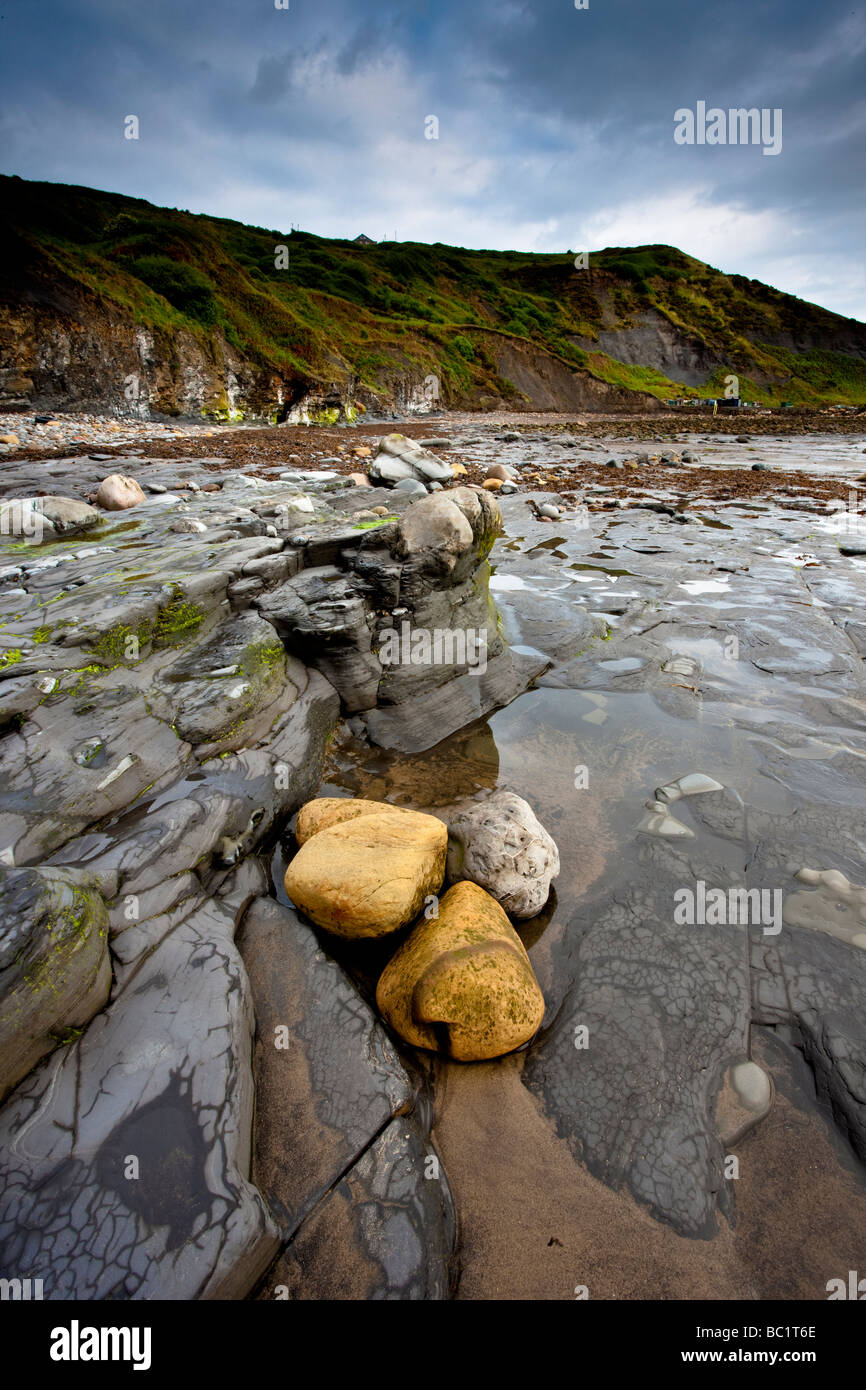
96,474,146,510
375,881,545,1061
285,799,447,938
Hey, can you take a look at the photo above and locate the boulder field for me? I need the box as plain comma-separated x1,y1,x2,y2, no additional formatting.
283,794,551,1061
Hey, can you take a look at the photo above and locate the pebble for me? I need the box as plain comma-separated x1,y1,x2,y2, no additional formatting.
0,410,222,455
731,1062,772,1112
656,773,723,802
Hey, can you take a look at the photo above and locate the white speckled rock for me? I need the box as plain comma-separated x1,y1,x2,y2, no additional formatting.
446,790,559,919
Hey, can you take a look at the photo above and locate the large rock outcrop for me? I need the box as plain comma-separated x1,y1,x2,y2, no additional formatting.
258,487,545,752
0,463,357,1299
0,866,111,1104
239,897,457,1298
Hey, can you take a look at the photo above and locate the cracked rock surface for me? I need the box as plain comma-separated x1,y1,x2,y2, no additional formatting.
0,895,278,1299
0,456,511,1299
3,426,866,1300
239,895,457,1298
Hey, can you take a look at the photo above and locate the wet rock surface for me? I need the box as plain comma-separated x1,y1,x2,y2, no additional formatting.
0,895,279,1299
0,865,111,1103
259,1114,457,1300
1,414,866,1299
240,896,457,1298
489,482,866,1238
316,420,866,1283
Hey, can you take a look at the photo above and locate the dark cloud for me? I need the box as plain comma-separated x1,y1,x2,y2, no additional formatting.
250,53,295,104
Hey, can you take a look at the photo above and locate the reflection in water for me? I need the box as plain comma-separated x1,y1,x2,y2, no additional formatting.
323,719,501,809
319,684,747,956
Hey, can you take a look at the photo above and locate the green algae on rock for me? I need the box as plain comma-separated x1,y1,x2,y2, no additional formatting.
0,866,111,1103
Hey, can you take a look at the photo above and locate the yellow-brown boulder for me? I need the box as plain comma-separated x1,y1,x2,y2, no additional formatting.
294,796,419,843
375,881,545,1061
285,799,447,938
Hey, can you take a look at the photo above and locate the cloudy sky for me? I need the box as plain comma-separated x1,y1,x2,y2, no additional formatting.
3,0,865,319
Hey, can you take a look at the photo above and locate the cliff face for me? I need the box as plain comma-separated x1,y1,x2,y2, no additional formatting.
1,289,258,420
491,337,663,412
0,232,297,420
2,175,865,420
573,305,725,388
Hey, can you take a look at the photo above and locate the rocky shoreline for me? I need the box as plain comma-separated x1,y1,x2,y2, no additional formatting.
1,413,865,1300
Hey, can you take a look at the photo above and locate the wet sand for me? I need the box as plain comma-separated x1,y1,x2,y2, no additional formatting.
432,1029,866,1301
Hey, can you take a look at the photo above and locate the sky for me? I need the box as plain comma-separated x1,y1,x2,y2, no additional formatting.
2,0,865,320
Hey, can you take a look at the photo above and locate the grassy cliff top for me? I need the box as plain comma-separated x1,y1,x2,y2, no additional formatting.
3,173,865,408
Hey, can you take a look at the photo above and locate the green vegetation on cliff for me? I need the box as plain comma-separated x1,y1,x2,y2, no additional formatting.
2,174,864,409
